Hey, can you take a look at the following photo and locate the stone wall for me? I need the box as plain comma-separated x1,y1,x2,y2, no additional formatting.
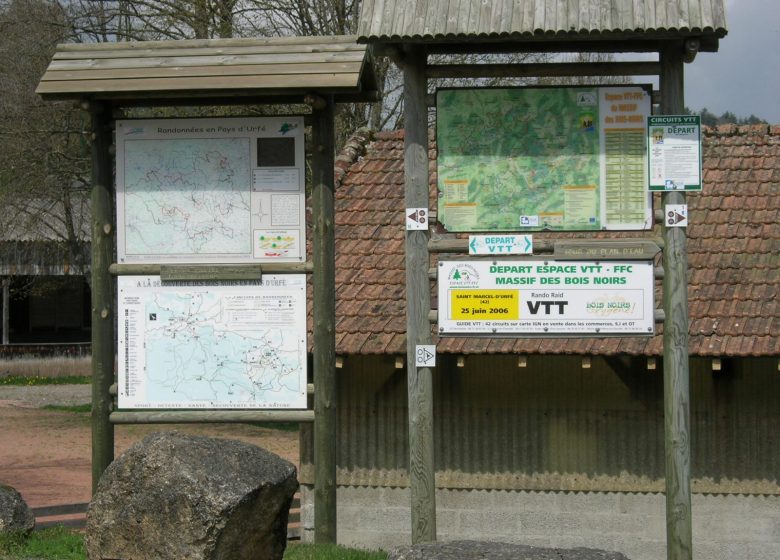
301,485,780,560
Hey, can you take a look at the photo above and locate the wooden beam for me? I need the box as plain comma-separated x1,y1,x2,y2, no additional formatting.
110,262,314,275
660,41,693,560
2,278,9,345
110,410,314,424
89,101,115,495
684,39,700,64
403,46,437,544
427,61,661,79
311,94,338,544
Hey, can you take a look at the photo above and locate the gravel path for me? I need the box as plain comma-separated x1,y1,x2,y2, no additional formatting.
0,384,91,407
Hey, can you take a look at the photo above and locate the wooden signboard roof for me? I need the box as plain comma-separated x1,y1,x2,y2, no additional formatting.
36,35,378,103
358,0,728,50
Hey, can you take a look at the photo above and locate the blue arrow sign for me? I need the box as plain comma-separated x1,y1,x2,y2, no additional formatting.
468,235,533,255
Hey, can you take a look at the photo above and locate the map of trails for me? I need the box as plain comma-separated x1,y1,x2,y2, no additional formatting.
122,138,252,258
437,87,650,232
118,276,307,409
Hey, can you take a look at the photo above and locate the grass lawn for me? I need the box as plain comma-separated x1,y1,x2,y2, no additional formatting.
0,528,388,559
0,375,90,386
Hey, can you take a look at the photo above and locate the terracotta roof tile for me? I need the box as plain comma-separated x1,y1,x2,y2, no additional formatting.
329,125,780,357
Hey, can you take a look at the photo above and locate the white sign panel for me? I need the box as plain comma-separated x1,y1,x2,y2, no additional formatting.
118,275,307,409
438,260,655,336
468,235,533,255
406,208,429,230
665,204,688,227
116,117,306,263
415,345,437,367
648,115,702,191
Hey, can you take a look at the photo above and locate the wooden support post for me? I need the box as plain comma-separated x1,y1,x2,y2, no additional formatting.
402,46,437,544
89,101,115,494
660,43,693,560
2,278,9,345
311,94,338,544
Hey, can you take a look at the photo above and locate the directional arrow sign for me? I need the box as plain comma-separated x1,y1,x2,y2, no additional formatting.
468,234,533,255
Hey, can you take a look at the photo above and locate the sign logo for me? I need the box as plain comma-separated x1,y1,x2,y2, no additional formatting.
447,264,479,287
415,345,436,367
666,204,688,227
406,208,428,230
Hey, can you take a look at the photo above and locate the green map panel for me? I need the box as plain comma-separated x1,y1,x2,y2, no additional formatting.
437,88,602,232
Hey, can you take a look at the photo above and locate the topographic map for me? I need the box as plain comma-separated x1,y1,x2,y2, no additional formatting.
118,276,307,409
437,88,601,231
437,87,650,232
122,138,252,258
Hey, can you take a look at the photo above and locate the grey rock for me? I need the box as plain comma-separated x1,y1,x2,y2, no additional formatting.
0,484,35,535
85,431,298,560
389,540,632,560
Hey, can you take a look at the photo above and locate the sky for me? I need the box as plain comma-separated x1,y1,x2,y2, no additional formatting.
684,0,780,123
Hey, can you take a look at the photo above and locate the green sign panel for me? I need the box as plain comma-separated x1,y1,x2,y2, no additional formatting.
436,86,652,232
647,115,702,191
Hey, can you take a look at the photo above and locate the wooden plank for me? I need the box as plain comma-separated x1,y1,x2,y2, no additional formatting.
660,41,693,560
110,262,314,275
89,101,114,495
311,95,338,544
48,51,366,72
554,239,662,260
110,410,315,424
54,35,360,52
2,278,9,345
37,73,360,96
109,382,315,396
52,42,366,61
427,61,661,78
403,46,437,544
42,62,361,82
31,503,88,517
159,264,263,282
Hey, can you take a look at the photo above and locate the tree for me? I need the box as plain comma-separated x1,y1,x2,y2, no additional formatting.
0,0,91,278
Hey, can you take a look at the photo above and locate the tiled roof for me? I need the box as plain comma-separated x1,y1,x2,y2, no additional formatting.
333,124,779,357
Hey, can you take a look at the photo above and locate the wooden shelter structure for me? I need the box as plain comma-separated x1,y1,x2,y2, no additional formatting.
37,34,379,543
356,1,727,557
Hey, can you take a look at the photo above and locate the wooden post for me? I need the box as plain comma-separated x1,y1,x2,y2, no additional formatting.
311,94,338,543
2,278,9,345
660,43,693,560
89,101,115,493
402,46,437,544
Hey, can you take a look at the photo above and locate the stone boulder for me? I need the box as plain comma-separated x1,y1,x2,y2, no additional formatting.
0,485,35,536
85,431,298,560
389,540,632,560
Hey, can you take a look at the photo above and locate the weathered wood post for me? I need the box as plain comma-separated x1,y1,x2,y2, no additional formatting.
402,45,437,544
311,94,338,543
2,278,9,345
88,100,115,492
660,42,693,560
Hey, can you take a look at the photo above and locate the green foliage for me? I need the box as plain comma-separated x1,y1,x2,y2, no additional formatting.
0,526,85,560
0,375,90,386
0,530,387,560
245,421,300,432
284,543,388,560
41,403,92,413
686,106,768,127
